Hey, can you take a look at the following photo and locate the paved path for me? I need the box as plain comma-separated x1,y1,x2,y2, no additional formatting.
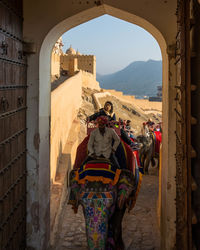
53,175,160,250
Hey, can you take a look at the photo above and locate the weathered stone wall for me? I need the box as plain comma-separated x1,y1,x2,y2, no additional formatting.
60,54,70,71
81,70,100,90
60,54,96,76
50,70,100,182
77,55,96,76
51,72,82,182
51,53,61,78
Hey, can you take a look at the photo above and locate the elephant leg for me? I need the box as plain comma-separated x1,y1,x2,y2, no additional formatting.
144,156,150,174
151,157,156,167
157,156,160,168
109,206,126,250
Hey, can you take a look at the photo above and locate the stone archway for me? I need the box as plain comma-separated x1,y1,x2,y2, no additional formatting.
24,2,177,249
39,5,173,248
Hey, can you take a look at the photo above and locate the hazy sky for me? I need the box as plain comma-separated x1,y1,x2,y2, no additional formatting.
62,15,162,75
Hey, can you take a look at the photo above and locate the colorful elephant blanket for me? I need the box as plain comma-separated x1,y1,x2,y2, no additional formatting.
75,160,121,185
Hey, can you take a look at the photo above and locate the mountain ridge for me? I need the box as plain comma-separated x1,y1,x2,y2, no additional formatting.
97,59,162,97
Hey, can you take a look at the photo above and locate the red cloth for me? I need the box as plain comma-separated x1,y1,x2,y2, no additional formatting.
73,135,89,169
133,150,140,167
84,163,110,170
154,131,162,154
121,139,136,174
130,138,140,167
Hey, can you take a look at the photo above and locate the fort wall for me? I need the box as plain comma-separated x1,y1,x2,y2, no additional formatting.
51,72,82,182
81,70,100,90
51,53,61,77
50,71,100,182
60,54,96,76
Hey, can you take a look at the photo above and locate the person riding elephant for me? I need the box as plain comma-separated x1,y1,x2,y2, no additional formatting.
119,118,138,150
87,101,116,122
85,116,121,169
68,117,140,249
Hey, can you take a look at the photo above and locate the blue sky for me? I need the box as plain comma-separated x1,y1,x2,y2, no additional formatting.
62,15,162,75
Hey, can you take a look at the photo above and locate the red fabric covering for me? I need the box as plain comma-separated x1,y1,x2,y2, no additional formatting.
84,163,111,170
73,135,89,169
129,138,140,167
133,150,140,167
121,139,136,174
154,131,162,154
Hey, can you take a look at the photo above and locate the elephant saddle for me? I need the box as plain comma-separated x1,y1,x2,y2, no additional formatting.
75,159,121,185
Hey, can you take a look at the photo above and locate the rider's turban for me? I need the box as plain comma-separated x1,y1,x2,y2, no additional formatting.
96,116,108,125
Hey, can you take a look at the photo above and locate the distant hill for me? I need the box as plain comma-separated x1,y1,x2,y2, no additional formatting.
97,60,162,97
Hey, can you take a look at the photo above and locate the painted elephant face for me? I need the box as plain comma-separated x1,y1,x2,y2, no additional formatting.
79,182,117,250
68,169,136,250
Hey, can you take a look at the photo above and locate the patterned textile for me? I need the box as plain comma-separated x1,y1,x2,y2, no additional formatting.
80,186,117,250
117,169,135,210
75,161,121,185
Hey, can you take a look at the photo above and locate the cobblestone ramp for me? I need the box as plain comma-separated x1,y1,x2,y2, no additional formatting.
54,175,160,250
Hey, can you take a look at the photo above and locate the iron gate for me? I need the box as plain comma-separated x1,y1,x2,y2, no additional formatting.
175,0,193,249
0,0,27,249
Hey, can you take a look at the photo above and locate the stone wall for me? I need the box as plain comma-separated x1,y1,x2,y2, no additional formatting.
50,70,100,182
51,53,61,78
81,70,100,90
60,54,96,76
77,55,96,76
51,72,82,182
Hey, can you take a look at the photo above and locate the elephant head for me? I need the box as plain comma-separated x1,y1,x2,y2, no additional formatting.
68,166,135,250
137,134,154,174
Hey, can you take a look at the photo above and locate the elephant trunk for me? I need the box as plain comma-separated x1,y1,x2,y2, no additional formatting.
80,189,116,250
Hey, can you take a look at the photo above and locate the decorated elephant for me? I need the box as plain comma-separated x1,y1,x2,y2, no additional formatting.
68,159,136,249
136,134,154,174
68,121,142,250
137,129,162,174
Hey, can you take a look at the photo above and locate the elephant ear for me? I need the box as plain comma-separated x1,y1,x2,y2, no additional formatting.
117,170,135,210
68,170,80,213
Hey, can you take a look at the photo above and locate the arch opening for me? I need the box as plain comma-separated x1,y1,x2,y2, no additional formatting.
38,4,172,249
